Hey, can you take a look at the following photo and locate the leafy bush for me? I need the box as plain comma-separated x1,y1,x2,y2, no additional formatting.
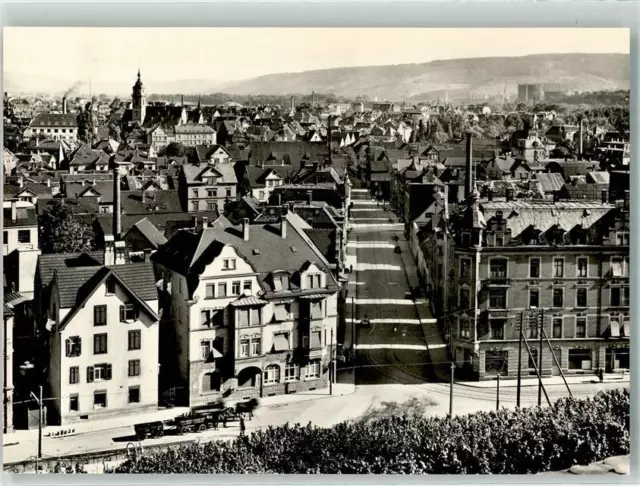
113,388,629,474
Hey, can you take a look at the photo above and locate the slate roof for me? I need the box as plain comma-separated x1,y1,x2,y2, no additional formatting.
535,173,566,193
194,145,231,163
587,171,610,185
67,144,111,167
30,113,77,128
182,163,238,185
479,200,614,237
152,215,338,297
174,123,215,134
249,142,327,170
3,204,38,228
127,217,168,248
303,229,337,264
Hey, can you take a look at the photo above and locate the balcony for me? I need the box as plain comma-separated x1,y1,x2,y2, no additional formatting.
483,277,511,288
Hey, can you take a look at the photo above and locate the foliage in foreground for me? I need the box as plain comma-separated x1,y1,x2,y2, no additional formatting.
39,200,96,254
113,388,629,474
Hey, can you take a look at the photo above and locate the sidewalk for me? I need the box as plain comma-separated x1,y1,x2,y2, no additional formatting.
456,373,630,389
3,383,357,447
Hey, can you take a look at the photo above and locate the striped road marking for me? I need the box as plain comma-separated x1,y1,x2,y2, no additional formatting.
351,223,404,230
352,189,370,193
351,200,379,206
355,263,402,271
347,242,395,249
355,344,447,351
347,318,438,325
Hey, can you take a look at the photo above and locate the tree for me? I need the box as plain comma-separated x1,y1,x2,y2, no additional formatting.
39,201,96,253
164,142,187,157
76,102,95,144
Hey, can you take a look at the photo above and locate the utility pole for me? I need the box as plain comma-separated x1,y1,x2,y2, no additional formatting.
496,374,500,411
516,313,523,408
330,327,334,395
538,310,544,407
30,386,43,472
449,362,455,417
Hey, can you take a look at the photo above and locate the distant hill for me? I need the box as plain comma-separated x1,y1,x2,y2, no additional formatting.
221,53,629,100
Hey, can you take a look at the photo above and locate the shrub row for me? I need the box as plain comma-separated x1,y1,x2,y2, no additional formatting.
113,388,629,474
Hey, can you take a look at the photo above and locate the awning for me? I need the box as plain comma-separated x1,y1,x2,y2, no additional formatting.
622,320,630,337
273,304,290,322
210,347,223,359
231,296,267,307
272,334,290,352
4,292,28,306
299,294,327,300
610,320,621,338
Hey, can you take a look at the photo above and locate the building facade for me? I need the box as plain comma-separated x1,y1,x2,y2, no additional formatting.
152,215,340,407
180,162,238,212
447,195,630,380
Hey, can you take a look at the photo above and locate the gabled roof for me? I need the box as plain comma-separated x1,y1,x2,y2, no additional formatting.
30,113,77,128
126,217,168,248
535,173,565,193
194,144,231,163
182,163,238,185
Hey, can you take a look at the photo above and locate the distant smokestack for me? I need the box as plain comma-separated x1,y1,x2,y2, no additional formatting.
465,132,473,200
62,96,68,114
290,96,295,113
113,166,121,238
312,91,315,108
579,118,584,156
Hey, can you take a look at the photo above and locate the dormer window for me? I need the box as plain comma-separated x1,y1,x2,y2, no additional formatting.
616,231,630,246
272,273,289,292
106,279,116,295
495,234,504,247
307,273,323,289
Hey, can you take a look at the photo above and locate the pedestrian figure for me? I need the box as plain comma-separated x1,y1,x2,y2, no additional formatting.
350,264,353,274
222,413,227,428
239,416,246,436
598,368,604,383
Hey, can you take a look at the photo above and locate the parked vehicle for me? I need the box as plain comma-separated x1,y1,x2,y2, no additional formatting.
394,246,402,254
134,421,166,441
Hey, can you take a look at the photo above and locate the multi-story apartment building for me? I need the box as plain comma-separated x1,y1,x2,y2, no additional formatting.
446,192,630,380
37,240,159,424
27,113,79,143
152,214,340,407
180,161,238,212
3,200,38,257
173,124,216,147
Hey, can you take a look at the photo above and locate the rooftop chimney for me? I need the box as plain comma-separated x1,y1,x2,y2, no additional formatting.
62,96,68,114
306,190,313,206
242,218,250,241
113,166,122,238
143,248,152,263
201,216,209,229
10,200,17,222
465,132,473,200
601,189,608,204
280,215,287,239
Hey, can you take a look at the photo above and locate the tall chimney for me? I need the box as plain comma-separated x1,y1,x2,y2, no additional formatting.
104,235,115,266
465,132,473,199
242,218,250,241
290,96,295,113
280,215,287,239
113,166,121,238
10,200,17,222
578,118,584,156
312,91,315,108
62,96,68,114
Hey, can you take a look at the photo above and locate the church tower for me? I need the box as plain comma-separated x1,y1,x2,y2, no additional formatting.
132,69,147,125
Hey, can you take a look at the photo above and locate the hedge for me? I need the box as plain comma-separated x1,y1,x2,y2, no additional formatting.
113,388,629,474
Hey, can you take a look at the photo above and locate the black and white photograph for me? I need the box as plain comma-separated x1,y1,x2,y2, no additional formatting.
2,26,631,475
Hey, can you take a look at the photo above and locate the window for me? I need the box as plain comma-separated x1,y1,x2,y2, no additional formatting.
576,288,588,308
200,309,222,328
553,288,564,308
311,301,324,319
232,281,241,295
272,304,290,322
484,350,508,374
622,287,629,306
87,364,112,382
223,259,236,270
207,202,216,211
610,287,621,307
310,330,322,348
259,191,265,200
205,284,215,299
528,258,540,278
69,366,79,384
459,289,470,310
106,280,116,294
284,363,300,382
207,190,216,197
495,234,504,247
552,318,563,338
568,349,592,370
128,330,141,350
94,305,107,326
576,318,587,338
17,230,30,243
65,336,82,357
489,259,507,278
615,231,630,246
250,337,261,356
191,201,199,211
69,395,79,412
577,258,588,278
490,319,505,340
226,188,232,198
528,319,539,339
218,283,228,298
459,318,470,339
243,280,252,292
610,257,624,277
120,304,137,322
94,391,107,409
239,338,249,357
128,359,141,377
553,258,564,278
527,348,539,370
263,365,281,385
460,258,471,278
128,386,140,404
489,290,506,309
529,289,540,308
202,371,222,392
93,333,108,354
237,309,249,327
304,360,321,379
192,189,199,198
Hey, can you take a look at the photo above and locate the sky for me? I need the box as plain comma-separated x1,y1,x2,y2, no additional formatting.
4,28,630,94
